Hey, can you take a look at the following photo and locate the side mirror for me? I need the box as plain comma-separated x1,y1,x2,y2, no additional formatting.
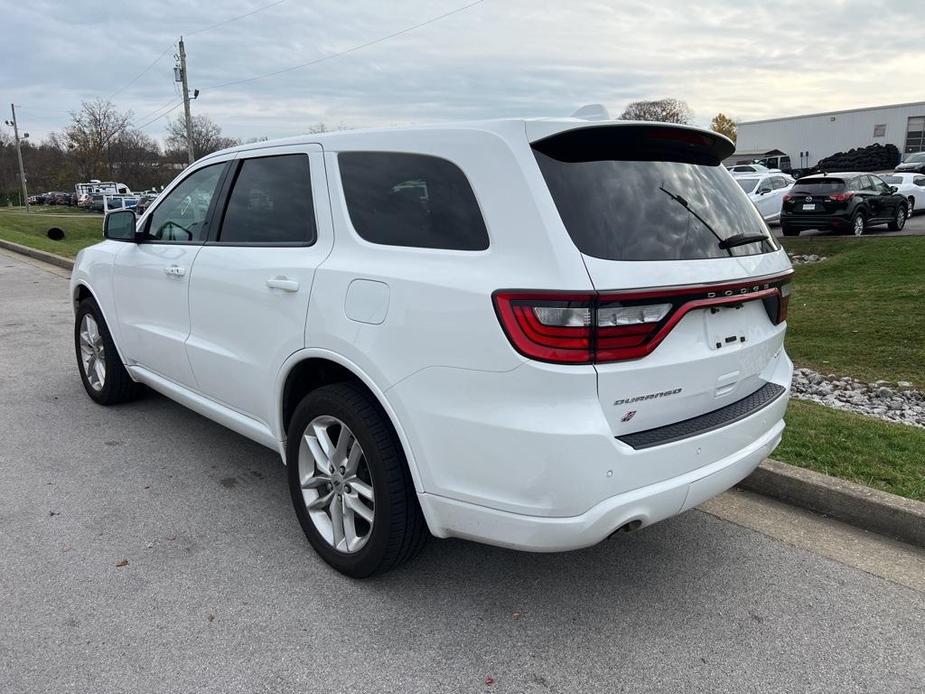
889,185,898,193
104,209,140,242
757,186,771,195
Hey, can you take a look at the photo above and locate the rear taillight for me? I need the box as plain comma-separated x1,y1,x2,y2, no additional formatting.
494,274,793,364
783,193,793,202
493,293,593,363
828,192,854,202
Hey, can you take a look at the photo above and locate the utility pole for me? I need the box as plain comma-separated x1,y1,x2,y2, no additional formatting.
177,37,195,165
6,104,29,212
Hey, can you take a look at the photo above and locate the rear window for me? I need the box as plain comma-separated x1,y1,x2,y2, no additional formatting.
533,126,777,261
339,152,489,251
792,178,846,194
883,176,902,184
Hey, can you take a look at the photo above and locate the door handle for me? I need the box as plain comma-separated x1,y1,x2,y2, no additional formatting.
266,276,300,292
164,264,186,278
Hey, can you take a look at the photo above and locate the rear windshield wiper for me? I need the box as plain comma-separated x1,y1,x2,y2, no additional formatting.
658,184,728,252
718,233,770,250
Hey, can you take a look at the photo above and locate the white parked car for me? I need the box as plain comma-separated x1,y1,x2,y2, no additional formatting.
735,173,795,223
882,173,925,216
70,119,793,577
727,163,783,175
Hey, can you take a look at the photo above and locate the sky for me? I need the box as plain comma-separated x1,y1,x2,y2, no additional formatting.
3,0,923,144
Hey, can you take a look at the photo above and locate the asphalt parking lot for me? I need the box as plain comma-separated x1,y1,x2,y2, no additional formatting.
2,251,924,693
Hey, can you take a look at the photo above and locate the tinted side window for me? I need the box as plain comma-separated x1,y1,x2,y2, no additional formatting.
218,154,316,244
147,163,225,243
915,176,925,187
339,152,489,250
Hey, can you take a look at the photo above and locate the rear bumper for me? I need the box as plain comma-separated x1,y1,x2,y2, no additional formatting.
419,416,783,552
388,348,792,551
781,213,851,229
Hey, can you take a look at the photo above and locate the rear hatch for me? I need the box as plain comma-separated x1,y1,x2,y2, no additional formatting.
783,177,848,216
528,122,792,439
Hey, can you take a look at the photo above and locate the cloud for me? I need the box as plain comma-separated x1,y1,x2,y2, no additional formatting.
3,0,922,143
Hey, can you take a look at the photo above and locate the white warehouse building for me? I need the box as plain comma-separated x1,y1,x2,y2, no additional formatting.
729,101,925,171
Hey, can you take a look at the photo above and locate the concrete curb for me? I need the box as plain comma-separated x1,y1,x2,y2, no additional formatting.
0,239,74,270
740,459,925,548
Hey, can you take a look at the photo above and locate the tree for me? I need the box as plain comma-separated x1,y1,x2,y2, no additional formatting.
710,113,737,142
619,98,693,124
64,99,133,179
165,113,239,161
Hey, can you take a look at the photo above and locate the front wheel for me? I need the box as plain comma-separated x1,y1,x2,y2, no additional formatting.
287,383,428,577
74,298,139,405
888,204,907,231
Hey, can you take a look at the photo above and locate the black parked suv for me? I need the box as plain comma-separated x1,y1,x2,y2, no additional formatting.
781,172,909,237
895,152,925,175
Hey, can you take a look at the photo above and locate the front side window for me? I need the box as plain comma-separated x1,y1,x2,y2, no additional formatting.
147,163,225,243
736,177,759,193
217,154,316,244
339,152,489,250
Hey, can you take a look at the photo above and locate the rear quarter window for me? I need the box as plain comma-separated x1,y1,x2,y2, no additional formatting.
338,152,489,251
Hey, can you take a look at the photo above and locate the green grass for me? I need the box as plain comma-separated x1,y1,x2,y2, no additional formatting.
0,208,103,257
781,236,925,389
777,400,925,501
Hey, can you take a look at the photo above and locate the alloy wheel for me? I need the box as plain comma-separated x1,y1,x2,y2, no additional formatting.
78,314,106,391
853,215,865,236
297,415,375,553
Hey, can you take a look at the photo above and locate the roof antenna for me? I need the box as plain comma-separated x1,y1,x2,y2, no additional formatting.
570,104,611,121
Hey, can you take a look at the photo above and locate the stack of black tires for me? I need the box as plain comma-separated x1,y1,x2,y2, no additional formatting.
808,142,901,174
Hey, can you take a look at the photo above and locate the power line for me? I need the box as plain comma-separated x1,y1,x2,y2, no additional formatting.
106,44,174,102
135,100,184,130
186,0,287,36
204,0,484,91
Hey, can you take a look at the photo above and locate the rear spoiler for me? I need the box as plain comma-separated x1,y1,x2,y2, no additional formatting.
528,122,735,166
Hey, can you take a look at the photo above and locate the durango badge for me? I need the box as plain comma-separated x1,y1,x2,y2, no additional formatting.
614,388,682,406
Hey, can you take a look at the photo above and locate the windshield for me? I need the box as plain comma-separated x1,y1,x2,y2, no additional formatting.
903,152,925,163
534,152,776,261
736,178,760,193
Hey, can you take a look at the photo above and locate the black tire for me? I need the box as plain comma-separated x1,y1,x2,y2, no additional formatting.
849,210,866,236
74,298,139,405
287,382,428,577
781,224,799,237
888,204,907,231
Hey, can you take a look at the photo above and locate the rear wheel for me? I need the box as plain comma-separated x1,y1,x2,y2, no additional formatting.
74,298,139,405
781,224,799,237
287,383,428,577
851,211,866,236
888,204,907,231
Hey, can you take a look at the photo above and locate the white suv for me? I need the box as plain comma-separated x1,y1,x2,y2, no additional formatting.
71,119,793,577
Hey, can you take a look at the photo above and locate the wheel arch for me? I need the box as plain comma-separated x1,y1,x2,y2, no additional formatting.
72,280,130,367
275,350,426,495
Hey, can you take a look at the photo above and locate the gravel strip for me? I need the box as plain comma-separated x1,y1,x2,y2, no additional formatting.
791,367,924,428
787,253,827,265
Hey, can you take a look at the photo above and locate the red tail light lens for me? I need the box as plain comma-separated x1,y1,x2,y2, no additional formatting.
494,274,793,365
783,193,793,202
828,192,854,202
493,293,593,363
